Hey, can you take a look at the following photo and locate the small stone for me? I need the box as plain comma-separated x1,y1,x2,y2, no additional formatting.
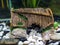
0,25,3,31
12,28,27,38
3,31,10,36
18,41,23,45
0,31,4,36
28,42,35,45
3,36,10,39
36,33,42,37
4,39,18,44
48,43,54,45
23,41,30,44
56,28,60,32
43,32,50,40
54,42,59,45
27,36,36,43
3,32,10,39
33,35,38,40
50,33,60,40
29,29,37,36
19,37,27,42
35,40,45,45
5,26,10,31
0,37,2,39
38,37,43,41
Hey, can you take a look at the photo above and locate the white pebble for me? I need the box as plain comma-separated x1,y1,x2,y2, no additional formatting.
35,41,45,45
49,43,54,45
57,28,60,31
18,41,23,45
23,41,30,44
38,37,43,40
0,31,4,36
0,37,2,39
3,35,10,39
27,36,36,42
0,26,3,31
33,35,38,40
53,42,59,45
6,32,10,36
3,32,10,39
37,33,42,37
29,43,35,45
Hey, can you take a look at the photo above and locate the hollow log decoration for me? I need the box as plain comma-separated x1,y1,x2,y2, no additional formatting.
11,8,54,28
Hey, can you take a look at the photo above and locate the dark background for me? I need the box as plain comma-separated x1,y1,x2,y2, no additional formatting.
0,0,60,20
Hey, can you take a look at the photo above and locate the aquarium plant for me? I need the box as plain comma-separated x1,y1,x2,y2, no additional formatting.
17,13,28,26
22,0,41,8
54,22,58,29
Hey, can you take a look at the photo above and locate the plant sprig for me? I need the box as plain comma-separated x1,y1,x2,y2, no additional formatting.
18,13,28,21
22,0,41,8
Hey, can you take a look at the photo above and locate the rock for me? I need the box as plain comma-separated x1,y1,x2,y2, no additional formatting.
53,41,59,45
0,37,2,39
10,34,16,38
0,22,10,31
3,26,10,31
27,36,33,42
56,27,60,33
0,24,3,31
4,38,18,44
3,32,10,39
35,41,45,45
38,37,43,41
48,43,54,45
0,31,4,37
12,28,27,38
5,26,10,31
3,31,10,36
28,42,35,45
47,40,60,45
1,22,6,31
35,37,45,45
18,41,23,45
26,27,32,35
42,29,53,40
36,33,42,37
50,33,60,40
29,29,37,36
18,37,27,42
27,24,42,35
23,41,30,44
43,31,50,40
0,39,4,44
33,35,38,40
3,36,10,39
27,36,36,43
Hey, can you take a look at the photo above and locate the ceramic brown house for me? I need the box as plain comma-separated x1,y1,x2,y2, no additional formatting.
11,8,54,28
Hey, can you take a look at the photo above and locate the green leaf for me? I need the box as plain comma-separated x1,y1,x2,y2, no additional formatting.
18,22,23,25
32,0,37,7
42,26,51,33
18,14,28,21
22,0,41,8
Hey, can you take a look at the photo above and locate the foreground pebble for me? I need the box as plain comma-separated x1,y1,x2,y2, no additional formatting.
12,28,27,38
18,41,23,45
0,31,4,37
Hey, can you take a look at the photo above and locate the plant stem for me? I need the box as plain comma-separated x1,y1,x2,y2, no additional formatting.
22,0,26,7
